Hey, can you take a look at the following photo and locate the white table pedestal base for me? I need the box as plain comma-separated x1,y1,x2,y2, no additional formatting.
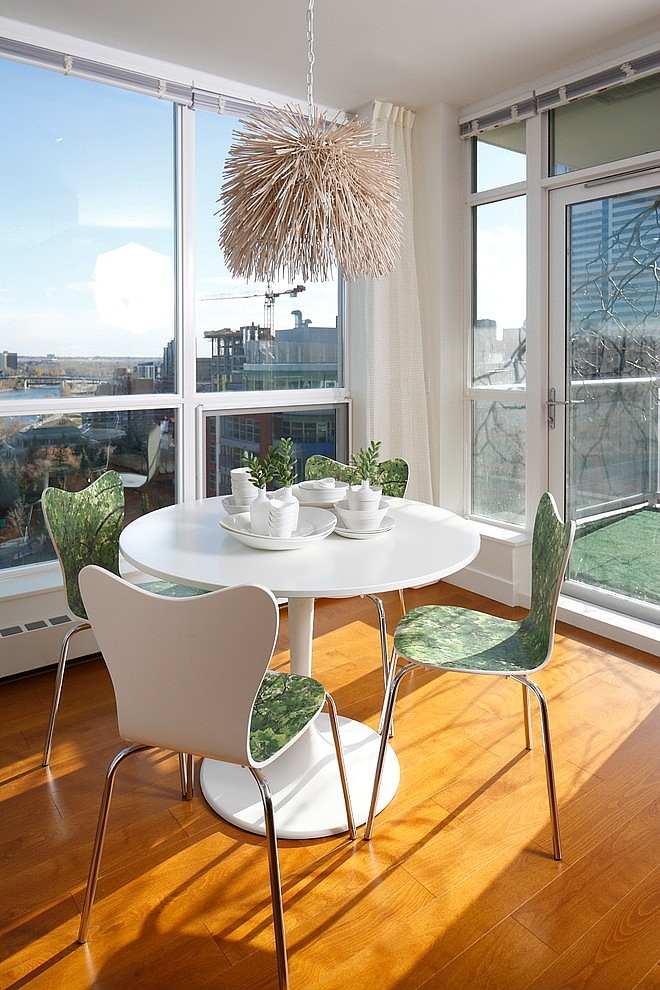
199,714,400,839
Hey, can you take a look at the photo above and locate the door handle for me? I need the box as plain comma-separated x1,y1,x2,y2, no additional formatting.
546,388,585,429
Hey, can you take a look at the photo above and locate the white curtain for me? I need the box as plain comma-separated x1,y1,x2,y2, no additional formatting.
347,101,433,503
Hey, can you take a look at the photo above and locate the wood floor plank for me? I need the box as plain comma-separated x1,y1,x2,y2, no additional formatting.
512,799,659,954
416,915,558,989
526,867,660,990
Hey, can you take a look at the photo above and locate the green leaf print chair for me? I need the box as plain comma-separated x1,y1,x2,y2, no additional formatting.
40,470,204,790
364,492,575,860
304,454,410,681
76,566,356,990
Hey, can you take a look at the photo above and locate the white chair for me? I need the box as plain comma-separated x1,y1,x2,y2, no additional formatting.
117,423,162,512
76,566,356,990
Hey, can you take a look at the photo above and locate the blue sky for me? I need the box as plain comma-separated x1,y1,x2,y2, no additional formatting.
0,56,338,359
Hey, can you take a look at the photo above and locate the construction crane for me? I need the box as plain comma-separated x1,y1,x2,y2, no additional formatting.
200,283,305,333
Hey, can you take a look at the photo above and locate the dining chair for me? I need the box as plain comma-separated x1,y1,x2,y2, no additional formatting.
76,566,356,990
40,470,204,788
364,492,575,860
116,423,162,513
305,453,410,684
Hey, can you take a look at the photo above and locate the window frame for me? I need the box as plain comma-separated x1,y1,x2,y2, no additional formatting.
0,29,349,583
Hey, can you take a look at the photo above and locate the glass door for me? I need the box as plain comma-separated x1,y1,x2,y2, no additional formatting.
549,175,660,620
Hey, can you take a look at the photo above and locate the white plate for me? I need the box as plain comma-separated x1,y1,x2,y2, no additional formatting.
219,506,336,550
333,516,397,539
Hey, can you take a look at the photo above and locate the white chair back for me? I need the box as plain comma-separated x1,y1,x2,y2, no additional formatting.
79,565,279,766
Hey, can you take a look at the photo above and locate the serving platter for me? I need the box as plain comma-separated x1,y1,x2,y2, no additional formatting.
219,506,336,550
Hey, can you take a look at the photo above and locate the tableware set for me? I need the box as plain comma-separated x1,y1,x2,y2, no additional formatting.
333,479,395,538
221,473,395,547
219,506,336,550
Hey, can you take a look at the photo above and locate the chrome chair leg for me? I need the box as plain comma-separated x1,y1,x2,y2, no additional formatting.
521,678,533,749
512,675,562,860
178,752,194,800
377,646,399,735
249,767,289,990
366,594,397,738
364,662,413,840
365,593,389,685
42,621,90,767
78,743,150,943
324,694,357,839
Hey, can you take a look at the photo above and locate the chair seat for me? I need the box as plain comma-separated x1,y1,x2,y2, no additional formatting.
118,472,148,488
138,579,207,598
394,605,539,674
250,671,326,763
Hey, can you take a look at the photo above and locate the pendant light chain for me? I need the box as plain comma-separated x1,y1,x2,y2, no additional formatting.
306,0,315,123
218,0,403,283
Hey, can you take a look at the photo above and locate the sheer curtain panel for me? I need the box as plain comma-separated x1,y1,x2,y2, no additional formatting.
348,101,432,503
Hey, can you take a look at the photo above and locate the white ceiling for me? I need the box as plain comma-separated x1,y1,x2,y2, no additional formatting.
1,0,659,112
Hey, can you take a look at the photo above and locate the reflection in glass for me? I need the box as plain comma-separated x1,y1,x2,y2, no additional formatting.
473,197,527,386
551,74,660,175
474,122,526,192
0,408,176,569
564,187,660,608
471,401,526,525
205,406,347,497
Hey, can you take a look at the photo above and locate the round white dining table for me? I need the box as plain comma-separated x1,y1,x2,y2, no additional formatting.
119,496,480,839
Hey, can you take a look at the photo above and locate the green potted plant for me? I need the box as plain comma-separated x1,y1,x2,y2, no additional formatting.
270,437,297,491
242,438,299,535
347,440,382,509
349,440,382,485
242,449,275,535
242,449,275,491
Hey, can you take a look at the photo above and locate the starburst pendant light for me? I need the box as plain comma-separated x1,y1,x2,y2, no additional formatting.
218,0,403,283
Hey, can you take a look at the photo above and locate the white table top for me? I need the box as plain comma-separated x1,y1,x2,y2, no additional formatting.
119,496,481,599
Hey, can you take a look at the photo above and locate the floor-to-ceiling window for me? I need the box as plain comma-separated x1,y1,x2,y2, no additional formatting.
0,38,346,576
468,122,527,526
466,66,660,626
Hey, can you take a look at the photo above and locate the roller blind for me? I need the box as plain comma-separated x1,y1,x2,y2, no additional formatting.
0,34,274,118
459,49,660,137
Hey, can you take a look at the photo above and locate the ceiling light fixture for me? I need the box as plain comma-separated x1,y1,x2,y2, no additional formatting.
218,0,403,283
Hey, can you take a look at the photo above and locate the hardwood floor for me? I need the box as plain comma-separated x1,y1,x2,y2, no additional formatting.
1,583,658,989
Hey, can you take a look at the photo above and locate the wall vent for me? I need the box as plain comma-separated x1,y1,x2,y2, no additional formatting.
0,615,73,637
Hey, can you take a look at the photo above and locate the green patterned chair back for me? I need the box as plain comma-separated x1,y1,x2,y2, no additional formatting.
305,454,409,498
42,471,124,621
519,492,575,668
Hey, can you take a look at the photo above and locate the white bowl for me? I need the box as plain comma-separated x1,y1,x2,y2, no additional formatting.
346,483,382,511
335,501,389,532
293,481,349,505
220,494,257,515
